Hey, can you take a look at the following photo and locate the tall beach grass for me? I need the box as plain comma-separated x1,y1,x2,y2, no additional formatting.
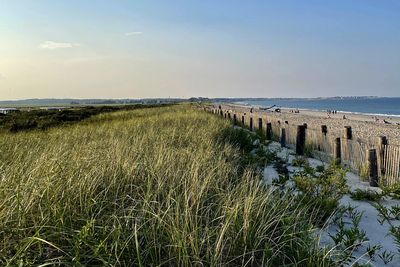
0,105,333,266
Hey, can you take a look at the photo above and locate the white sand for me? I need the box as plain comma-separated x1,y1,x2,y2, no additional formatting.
222,104,400,145
262,141,400,266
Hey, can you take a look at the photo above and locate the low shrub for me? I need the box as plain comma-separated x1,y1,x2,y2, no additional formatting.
350,189,382,202
292,156,308,167
0,104,169,133
382,184,400,199
293,163,348,225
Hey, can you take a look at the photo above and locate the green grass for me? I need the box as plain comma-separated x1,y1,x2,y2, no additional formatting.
292,161,348,226
0,105,334,266
0,104,166,133
350,189,382,202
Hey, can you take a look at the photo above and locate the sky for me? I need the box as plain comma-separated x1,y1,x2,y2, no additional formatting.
0,0,399,100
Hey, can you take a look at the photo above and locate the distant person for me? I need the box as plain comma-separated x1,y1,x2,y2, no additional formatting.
343,115,346,119
218,105,221,110
250,108,253,113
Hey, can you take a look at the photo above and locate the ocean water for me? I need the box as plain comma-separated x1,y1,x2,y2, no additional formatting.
239,98,400,117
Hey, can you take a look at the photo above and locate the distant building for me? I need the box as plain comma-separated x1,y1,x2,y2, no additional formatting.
0,108,20,114
40,107,71,111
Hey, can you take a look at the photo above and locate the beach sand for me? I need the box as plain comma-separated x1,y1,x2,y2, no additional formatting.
222,104,400,145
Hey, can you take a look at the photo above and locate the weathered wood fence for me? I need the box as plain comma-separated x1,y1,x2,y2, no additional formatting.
206,107,400,187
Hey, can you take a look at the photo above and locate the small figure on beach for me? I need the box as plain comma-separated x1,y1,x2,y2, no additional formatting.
250,108,253,113
343,115,346,119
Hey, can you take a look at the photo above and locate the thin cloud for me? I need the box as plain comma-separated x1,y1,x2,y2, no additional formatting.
39,41,80,50
125,31,142,36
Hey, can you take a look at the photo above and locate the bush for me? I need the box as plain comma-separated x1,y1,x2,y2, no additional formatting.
293,163,348,225
350,189,382,201
382,184,400,199
0,104,169,133
219,127,255,153
10,119,38,132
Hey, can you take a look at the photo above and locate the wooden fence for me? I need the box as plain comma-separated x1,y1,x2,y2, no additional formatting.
206,107,400,186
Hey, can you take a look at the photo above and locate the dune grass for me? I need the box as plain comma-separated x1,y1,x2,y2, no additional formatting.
0,104,166,133
0,105,333,266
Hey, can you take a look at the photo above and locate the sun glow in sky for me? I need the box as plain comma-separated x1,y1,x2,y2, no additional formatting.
0,0,399,99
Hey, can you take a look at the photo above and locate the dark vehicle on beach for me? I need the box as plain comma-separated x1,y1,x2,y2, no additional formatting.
259,105,276,111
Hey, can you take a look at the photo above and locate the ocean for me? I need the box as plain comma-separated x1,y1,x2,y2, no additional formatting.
238,97,400,117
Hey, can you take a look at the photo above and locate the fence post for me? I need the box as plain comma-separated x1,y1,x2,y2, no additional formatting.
318,125,328,151
241,115,245,125
266,123,272,140
342,126,352,162
228,112,231,119
233,114,237,125
220,110,223,117
321,125,327,136
280,128,286,147
258,118,263,131
249,117,253,131
296,125,306,155
367,149,379,187
343,126,352,140
377,136,388,175
335,138,341,164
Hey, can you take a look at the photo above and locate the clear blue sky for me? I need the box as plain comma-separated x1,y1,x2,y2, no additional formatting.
0,0,399,99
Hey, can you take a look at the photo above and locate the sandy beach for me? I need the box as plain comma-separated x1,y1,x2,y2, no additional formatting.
223,104,400,145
